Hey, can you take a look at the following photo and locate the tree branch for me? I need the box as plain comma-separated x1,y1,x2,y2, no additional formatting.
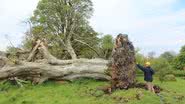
74,39,100,56
27,40,41,62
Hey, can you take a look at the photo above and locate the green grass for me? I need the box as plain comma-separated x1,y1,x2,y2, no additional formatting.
0,77,185,104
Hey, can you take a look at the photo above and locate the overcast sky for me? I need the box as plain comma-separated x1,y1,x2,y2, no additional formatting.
0,0,185,56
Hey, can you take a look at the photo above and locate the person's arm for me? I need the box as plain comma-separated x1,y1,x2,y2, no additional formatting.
150,68,155,75
136,64,146,72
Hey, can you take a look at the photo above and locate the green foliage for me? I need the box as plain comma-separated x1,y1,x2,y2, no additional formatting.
22,0,99,59
180,45,185,53
0,80,12,92
163,74,176,81
77,48,96,58
72,27,100,59
151,58,173,82
48,42,67,59
172,70,185,77
101,35,114,50
173,52,185,70
160,51,176,63
31,0,93,26
172,45,185,70
99,35,114,59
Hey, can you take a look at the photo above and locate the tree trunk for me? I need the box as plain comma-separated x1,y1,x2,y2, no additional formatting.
66,39,77,59
0,56,8,68
0,41,109,84
0,60,110,83
27,40,41,62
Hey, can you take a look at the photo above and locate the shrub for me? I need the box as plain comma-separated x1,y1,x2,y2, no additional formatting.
172,70,185,77
172,52,185,70
151,58,173,82
163,74,176,81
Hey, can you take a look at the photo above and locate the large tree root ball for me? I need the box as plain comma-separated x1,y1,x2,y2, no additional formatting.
110,34,136,91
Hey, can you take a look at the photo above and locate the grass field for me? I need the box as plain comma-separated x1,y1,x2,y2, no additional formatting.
0,77,185,104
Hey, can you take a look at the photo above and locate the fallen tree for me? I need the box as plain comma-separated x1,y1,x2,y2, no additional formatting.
0,34,163,94
0,34,136,89
0,41,110,84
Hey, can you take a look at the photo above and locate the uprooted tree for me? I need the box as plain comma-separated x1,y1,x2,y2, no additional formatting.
0,34,136,90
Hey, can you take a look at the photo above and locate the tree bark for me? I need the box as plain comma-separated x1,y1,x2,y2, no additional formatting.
27,40,41,62
0,56,9,68
65,39,77,59
0,60,110,83
0,41,109,84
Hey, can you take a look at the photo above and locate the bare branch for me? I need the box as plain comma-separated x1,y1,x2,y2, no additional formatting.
74,39,100,56
27,40,42,62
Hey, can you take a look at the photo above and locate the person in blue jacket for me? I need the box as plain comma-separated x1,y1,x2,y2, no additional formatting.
137,62,155,93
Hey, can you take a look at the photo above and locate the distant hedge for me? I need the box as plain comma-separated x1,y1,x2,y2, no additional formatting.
172,70,185,77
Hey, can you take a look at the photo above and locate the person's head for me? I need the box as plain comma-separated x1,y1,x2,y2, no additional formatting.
145,62,151,67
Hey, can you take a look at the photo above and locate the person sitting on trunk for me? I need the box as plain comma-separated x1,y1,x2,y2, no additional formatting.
137,62,155,93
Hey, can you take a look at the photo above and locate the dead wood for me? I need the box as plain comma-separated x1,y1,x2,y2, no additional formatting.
0,40,110,84
0,34,136,86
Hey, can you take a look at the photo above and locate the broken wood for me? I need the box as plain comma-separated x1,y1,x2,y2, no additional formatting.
27,39,42,62
0,34,136,87
0,40,110,84
0,56,8,68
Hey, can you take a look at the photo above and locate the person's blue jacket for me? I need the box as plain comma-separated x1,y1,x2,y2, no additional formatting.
137,64,155,82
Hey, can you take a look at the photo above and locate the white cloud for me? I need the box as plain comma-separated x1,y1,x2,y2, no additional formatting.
0,0,39,51
90,0,185,55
